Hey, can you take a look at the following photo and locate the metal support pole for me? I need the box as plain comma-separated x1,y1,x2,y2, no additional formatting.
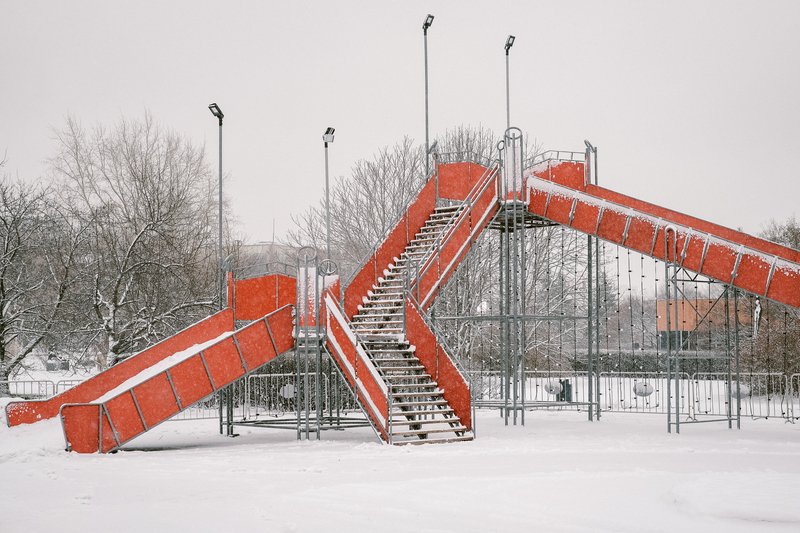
325,142,331,260
587,234,594,421
505,51,510,129
424,24,431,179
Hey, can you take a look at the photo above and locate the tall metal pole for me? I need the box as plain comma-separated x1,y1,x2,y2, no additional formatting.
325,141,330,259
505,36,515,129
423,15,434,178
218,120,223,309
209,103,226,436
505,52,510,129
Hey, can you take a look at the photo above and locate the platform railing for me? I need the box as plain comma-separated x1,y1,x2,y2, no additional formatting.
524,150,584,169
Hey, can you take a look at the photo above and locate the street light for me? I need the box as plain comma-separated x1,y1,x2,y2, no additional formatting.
323,127,335,259
423,14,435,179
504,35,515,129
208,103,224,310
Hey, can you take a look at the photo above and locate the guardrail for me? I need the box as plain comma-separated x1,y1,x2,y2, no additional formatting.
0,380,56,399
466,371,800,421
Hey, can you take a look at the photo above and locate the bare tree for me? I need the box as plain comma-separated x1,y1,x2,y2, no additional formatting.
761,216,800,250
51,113,217,366
0,167,87,393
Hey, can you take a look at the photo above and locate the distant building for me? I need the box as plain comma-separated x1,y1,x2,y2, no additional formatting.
656,298,751,350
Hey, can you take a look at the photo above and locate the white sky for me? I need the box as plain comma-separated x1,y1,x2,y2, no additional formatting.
2,0,799,244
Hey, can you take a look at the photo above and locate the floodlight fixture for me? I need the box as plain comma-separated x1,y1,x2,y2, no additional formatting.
505,35,515,54
427,140,439,155
323,127,335,144
208,103,224,124
423,14,434,32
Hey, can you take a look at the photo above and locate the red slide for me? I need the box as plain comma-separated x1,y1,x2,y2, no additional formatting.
525,160,800,309
5,273,297,453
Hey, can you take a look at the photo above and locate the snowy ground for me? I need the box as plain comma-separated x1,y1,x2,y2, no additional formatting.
2,402,799,533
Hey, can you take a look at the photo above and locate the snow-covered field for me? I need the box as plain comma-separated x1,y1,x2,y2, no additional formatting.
2,401,799,533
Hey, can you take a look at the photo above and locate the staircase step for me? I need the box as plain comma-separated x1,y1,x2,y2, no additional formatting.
391,392,444,399
390,407,454,416
381,365,425,372
390,399,449,408
393,435,474,446
392,426,468,437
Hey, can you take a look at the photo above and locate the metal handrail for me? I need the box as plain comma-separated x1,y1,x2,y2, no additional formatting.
524,150,584,169
343,152,494,289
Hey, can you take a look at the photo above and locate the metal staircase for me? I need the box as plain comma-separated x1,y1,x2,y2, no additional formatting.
350,204,473,444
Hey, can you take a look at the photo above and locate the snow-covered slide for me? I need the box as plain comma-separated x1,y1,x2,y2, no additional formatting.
60,304,294,453
524,160,800,309
5,309,236,427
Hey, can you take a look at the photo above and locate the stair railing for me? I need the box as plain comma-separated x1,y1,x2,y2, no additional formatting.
343,152,494,291
409,162,501,307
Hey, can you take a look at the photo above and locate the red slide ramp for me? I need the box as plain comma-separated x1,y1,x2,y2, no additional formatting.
525,159,800,308
60,304,294,453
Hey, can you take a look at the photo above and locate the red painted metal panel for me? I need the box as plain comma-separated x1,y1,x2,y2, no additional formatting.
61,404,101,453
570,201,601,235
268,306,296,354
234,274,297,321
681,234,707,273
134,374,180,428
700,242,737,284
170,356,215,408
544,194,573,226
202,338,244,389
529,189,548,215
105,393,146,444
532,161,585,189
734,255,771,296
439,162,485,200
767,267,800,308
404,300,471,430
236,321,276,370
596,209,627,244
6,309,234,426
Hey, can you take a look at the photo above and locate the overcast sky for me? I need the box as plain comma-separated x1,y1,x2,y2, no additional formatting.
2,1,799,244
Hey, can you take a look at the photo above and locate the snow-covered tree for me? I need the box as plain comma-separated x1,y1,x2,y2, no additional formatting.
0,166,87,393
50,113,218,366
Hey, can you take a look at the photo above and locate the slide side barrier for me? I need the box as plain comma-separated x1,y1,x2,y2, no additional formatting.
324,291,389,441
404,298,472,430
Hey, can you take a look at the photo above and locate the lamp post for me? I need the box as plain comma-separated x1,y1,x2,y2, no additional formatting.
504,35,515,129
423,14,435,178
208,103,224,310
323,127,335,259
